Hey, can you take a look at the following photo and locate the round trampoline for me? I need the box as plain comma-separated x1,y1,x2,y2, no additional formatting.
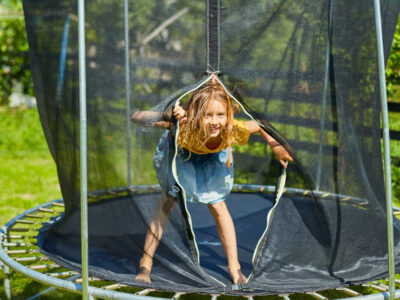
2,184,400,299
2,0,400,299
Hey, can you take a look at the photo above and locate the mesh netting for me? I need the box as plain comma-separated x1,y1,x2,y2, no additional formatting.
23,0,400,295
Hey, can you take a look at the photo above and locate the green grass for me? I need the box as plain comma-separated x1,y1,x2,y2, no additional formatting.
389,103,400,205
0,151,61,226
0,107,62,226
0,106,400,299
0,107,79,299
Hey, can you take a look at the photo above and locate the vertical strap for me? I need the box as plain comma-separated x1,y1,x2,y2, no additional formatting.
226,93,231,168
206,0,221,73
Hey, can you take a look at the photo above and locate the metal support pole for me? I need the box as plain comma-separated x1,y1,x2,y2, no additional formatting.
124,0,132,186
78,0,89,298
3,234,12,300
56,16,70,106
316,0,333,191
3,262,11,300
373,1,395,300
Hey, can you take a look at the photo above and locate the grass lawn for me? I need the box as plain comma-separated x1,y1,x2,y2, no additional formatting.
0,107,62,227
0,107,80,299
0,105,399,299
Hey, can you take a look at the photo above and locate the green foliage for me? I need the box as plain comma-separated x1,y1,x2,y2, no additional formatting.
393,155,400,206
388,109,400,205
387,21,400,100
0,0,33,105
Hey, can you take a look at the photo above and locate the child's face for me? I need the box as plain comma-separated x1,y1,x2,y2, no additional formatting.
202,98,227,139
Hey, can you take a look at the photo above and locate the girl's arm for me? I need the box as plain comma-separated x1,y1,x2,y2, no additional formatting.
131,102,186,130
245,120,294,168
131,111,171,129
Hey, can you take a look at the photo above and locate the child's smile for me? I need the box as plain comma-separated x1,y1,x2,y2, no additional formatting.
203,99,227,139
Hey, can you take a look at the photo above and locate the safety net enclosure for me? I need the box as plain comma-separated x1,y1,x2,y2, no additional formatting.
23,0,400,296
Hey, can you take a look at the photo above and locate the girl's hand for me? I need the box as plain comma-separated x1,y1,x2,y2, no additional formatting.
173,100,187,124
271,145,294,168
245,120,294,168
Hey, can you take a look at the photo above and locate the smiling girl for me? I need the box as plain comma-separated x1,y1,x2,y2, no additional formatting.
131,78,293,284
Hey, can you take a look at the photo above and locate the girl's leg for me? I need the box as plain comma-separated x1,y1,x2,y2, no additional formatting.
208,201,247,284
136,193,177,283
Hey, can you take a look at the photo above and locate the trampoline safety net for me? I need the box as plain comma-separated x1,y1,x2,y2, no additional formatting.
23,0,400,295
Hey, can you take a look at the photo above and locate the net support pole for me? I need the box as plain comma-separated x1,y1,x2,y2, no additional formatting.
78,0,89,298
206,0,220,74
3,264,11,300
56,16,70,106
124,0,131,186
3,235,11,300
373,1,395,300
316,0,333,191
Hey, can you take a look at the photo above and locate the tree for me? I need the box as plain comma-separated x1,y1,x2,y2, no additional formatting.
0,0,33,105
386,21,400,101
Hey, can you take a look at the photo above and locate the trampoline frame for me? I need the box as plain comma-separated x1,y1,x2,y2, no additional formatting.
1,0,397,298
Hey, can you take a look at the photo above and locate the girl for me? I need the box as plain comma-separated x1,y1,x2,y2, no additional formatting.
132,78,293,284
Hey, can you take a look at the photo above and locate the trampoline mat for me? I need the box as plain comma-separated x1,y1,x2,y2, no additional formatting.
38,192,274,293
189,192,274,283
37,191,400,294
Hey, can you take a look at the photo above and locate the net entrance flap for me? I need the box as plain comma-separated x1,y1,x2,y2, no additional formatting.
23,0,400,295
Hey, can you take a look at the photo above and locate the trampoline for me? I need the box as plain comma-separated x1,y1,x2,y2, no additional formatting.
2,185,400,299
1,0,400,299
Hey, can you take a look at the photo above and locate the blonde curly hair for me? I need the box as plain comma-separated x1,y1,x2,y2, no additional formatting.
178,83,241,149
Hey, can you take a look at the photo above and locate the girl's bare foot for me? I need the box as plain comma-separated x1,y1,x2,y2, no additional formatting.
228,265,247,284
135,255,153,283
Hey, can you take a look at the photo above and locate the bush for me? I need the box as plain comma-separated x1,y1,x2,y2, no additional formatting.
387,22,400,100
0,0,33,105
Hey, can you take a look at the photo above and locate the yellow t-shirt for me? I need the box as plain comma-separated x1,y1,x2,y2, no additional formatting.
177,119,250,154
